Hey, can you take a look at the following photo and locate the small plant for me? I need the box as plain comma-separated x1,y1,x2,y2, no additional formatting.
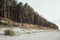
4,29,16,36
26,32,31,34
0,26,2,29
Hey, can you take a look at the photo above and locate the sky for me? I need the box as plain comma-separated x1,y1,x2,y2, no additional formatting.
17,0,60,29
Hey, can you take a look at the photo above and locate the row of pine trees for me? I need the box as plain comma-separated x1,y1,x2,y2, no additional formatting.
0,0,58,29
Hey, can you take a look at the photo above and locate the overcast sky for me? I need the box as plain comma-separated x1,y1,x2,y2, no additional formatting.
17,0,60,29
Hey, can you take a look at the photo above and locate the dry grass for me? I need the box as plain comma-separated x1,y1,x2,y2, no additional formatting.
4,29,16,36
0,17,54,30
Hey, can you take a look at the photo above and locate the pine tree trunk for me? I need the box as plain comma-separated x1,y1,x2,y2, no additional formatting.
3,0,7,18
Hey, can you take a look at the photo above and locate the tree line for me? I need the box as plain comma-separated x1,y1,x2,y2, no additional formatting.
0,0,58,29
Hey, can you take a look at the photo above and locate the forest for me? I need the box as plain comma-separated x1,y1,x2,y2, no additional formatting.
0,0,58,29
